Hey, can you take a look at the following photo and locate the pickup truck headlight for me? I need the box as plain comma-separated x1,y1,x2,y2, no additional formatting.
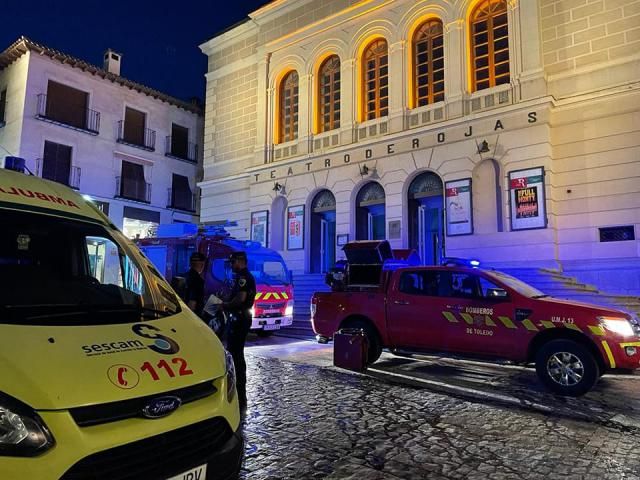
224,350,237,403
599,316,636,338
0,394,54,457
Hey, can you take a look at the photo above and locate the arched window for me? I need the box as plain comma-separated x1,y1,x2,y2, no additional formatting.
318,56,341,133
362,39,389,121
470,0,510,92
279,71,299,143
413,19,445,107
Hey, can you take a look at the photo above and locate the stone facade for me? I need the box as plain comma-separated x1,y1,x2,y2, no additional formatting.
199,0,640,294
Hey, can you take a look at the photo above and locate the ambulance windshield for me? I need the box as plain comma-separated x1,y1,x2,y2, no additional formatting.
0,209,180,324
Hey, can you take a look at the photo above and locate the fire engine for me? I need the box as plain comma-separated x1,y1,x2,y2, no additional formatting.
137,223,294,334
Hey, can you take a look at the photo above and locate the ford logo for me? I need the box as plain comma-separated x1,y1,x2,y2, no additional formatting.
141,396,182,419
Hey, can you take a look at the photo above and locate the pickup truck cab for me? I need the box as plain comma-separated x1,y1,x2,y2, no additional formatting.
312,241,640,396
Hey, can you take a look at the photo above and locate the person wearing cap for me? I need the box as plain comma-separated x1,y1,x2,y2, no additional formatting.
184,251,206,316
220,251,256,409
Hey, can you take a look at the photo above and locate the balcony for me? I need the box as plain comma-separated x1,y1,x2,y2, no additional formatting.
167,188,196,212
36,94,100,134
116,176,151,203
117,121,156,151
165,136,198,163
36,158,81,189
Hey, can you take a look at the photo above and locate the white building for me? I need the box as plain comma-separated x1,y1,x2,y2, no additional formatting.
199,0,639,295
0,37,203,238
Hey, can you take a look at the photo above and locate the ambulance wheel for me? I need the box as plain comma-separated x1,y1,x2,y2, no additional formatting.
257,330,274,337
535,339,599,397
344,320,382,364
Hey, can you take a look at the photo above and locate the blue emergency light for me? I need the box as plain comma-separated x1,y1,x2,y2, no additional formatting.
2,156,26,173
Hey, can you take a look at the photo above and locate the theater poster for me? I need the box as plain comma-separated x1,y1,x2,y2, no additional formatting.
251,210,268,247
445,178,473,236
287,205,304,250
509,167,547,230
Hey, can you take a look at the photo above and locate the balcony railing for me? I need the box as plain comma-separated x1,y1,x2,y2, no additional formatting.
116,176,151,203
167,188,196,212
35,158,81,189
165,136,198,163
36,94,100,134
117,121,156,151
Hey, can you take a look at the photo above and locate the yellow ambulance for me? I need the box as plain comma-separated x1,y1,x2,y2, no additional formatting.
0,163,243,480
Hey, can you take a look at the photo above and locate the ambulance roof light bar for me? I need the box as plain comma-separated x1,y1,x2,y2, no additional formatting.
2,156,26,173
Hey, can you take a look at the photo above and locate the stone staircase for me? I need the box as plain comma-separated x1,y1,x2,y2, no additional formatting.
277,274,329,338
496,267,640,317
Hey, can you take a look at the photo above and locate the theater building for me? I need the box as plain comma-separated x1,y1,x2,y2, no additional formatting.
199,0,640,294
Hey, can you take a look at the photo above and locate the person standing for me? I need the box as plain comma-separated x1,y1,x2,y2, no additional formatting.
184,251,206,316
221,251,255,409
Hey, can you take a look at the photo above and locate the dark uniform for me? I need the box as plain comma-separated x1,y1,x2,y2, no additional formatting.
225,252,256,408
184,253,206,317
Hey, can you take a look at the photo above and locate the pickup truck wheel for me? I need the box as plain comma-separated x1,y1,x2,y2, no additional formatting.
535,339,599,397
343,320,382,364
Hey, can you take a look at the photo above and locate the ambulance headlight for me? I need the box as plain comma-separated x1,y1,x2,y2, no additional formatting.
0,394,54,456
224,350,237,403
285,301,294,317
599,316,635,338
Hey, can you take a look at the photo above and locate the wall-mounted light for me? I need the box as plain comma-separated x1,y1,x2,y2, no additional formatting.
273,182,286,195
359,164,369,176
477,140,490,154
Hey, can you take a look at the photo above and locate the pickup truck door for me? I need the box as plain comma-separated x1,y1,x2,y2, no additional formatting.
439,271,523,358
386,270,447,350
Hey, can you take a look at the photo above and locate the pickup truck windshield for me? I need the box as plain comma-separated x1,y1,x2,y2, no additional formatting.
0,209,180,324
485,270,546,298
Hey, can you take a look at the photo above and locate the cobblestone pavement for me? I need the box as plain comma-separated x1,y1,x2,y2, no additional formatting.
238,338,640,480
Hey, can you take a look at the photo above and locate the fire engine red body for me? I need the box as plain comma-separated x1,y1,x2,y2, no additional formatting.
137,224,294,333
312,241,640,395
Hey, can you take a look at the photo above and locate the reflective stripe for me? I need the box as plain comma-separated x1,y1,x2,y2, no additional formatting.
442,311,458,323
281,292,289,299
620,341,640,348
460,313,474,325
601,340,616,368
255,292,262,300
540,320,555,329
263,292,272,300
521,319,538,332
588,325,606,336
484,315,496,327
272,292,281,300
498,316,517,329
563,322,583,333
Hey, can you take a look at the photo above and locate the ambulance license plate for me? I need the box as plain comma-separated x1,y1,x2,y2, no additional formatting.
264,324,280,331
166,464,207,480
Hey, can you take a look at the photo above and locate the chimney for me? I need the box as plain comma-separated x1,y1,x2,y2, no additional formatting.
103,49,122,76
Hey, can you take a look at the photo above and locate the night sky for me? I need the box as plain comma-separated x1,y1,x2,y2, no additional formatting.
2,0,269,102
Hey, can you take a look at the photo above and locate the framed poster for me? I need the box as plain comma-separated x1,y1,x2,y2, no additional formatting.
287,205,304,250
445,178,473,236
251,210,269,247
509,167,547,231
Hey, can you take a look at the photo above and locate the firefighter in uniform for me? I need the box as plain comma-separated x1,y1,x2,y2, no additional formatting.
220,251,255,409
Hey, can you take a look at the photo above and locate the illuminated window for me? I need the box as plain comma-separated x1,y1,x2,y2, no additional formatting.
413,19,445,107
279,71,299,143
470,0,510,92
362,39,388,121
318,56,341,133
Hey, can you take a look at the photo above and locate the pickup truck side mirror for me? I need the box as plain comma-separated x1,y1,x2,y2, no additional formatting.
486,288,508,299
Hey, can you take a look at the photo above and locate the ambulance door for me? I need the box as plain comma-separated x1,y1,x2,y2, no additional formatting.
439,271,517,357
386,269,446,350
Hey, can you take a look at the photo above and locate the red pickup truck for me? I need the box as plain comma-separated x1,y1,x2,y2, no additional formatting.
311,241,640,396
